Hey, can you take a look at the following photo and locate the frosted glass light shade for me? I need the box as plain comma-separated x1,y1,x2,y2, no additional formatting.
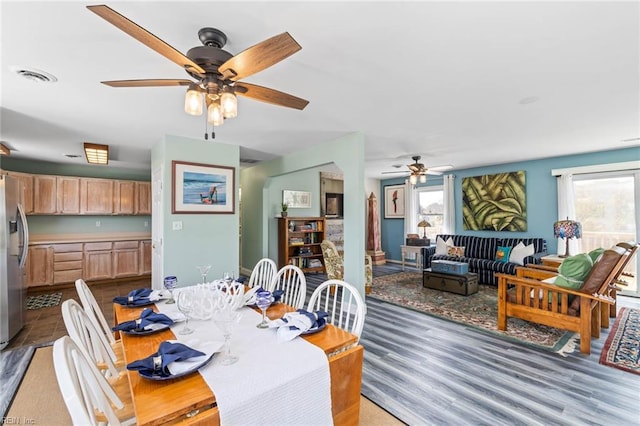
409,174,418,185
207,101,224,126
184,85,203,116
220,91,237,118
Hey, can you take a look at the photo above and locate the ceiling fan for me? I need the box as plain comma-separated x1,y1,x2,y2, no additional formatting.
87,4,308,138
382,156,451,184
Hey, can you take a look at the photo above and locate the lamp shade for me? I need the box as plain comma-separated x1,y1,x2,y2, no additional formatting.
553,219,582,239
417,220,431,228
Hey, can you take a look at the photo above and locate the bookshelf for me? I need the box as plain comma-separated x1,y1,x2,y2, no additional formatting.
277,216,326,273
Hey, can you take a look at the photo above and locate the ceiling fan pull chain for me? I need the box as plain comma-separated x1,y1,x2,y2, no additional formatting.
204,115,209,140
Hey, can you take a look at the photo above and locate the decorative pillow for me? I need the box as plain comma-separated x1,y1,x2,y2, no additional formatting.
447,246,465,257
495,246,512,262
435,237,453,255
509,242,535,265
554,253,593,289
588,248,605,263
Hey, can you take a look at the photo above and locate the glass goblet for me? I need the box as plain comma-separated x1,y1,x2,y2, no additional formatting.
176,290,195,335
255,290,272,328
163,276,177,304
212,309,242,366
196,265,212,284
223,271,235,284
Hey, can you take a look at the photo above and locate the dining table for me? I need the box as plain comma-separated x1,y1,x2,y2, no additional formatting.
113,289,363,426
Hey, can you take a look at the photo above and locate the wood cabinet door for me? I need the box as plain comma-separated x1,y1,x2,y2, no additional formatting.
26,245,54,286
33,175,57,214
84,250,113,280
80,178,114,214
135,182,151,215
113,241,140,277
57,176,81,214
140,240,152,274
8,171,34,214
113,181,135,215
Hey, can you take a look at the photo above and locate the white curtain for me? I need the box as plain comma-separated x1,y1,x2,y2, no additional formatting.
403,179,417,258
557,173,581,255
443,174,455,234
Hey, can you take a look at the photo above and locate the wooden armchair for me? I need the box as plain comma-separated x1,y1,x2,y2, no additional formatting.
496,246,629,354
321,240,373,294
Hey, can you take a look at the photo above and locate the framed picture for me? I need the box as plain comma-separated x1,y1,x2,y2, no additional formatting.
171,160,235,214
283,190,311,208
384,184,405,218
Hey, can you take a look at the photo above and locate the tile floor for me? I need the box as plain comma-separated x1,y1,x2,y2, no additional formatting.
6,278,150,350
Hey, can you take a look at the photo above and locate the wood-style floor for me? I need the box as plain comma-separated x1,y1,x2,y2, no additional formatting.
8,264,640,425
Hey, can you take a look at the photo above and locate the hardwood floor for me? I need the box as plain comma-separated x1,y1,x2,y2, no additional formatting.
8,265,640,425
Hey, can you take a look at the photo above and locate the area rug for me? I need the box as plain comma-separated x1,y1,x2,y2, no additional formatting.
599,307,640,375
25,292,62,310
370,272,577,355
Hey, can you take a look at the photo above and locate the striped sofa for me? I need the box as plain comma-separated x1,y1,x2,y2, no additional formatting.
421,234,547,285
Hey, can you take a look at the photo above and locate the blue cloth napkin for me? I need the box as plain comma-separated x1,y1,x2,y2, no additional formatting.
112,308,174,332
127,341,205,377
287,309,328,330
113,288,153,306
256,288,284,303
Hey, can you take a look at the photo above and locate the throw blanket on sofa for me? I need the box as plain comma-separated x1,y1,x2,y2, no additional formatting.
422,234,547,285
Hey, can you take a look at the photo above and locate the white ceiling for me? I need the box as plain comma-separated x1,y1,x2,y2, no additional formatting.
1,1,638,178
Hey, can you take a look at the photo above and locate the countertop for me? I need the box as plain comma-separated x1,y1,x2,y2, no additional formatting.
29,232,151,245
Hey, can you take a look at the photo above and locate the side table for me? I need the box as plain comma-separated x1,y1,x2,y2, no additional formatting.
400,245,424,271
541,254,564,268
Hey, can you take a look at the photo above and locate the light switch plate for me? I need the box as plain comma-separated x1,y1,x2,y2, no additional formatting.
172,221,182,231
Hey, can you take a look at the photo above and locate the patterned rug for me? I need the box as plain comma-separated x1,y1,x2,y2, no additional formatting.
599,307,640,375
25,293,62,310
370,272,576,354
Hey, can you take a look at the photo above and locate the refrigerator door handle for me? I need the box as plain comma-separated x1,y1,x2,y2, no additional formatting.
17,203,29,268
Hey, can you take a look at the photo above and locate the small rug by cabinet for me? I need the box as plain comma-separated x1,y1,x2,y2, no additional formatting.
599,307,640,375
25,293,62,310
370,272,576,355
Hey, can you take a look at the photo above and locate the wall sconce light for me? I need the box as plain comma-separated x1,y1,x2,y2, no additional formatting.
84,143,109,165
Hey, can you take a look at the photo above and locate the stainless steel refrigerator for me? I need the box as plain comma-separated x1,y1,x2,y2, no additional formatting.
0,175,29,350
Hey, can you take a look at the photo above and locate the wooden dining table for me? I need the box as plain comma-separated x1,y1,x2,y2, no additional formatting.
114,300,363,426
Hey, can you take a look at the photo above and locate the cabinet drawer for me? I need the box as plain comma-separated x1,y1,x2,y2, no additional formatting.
114,241,139,250
54,260,83,271
53,243,83,253
54,269,83,284
54,252,83,262
85,242,113,251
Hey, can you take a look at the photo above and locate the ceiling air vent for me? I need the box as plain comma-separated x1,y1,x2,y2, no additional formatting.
11,66,58,83
240,158,260,164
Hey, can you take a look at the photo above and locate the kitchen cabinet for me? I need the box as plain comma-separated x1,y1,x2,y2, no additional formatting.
140,239,152,275
26,245,54,286
53,243,84,284
7,171,34,213
135,181,151,215
113,241,140,278
33,175,57,214
57,176,81,214
113,180,135,215
84,242,113,281
80,178,113,214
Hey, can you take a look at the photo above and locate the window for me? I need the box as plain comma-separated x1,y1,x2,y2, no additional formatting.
416,186,444,241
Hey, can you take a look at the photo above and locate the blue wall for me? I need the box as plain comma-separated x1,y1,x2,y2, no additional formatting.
381,147,639,260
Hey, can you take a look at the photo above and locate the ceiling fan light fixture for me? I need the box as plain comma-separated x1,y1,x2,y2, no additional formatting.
185,83,203,116
419,174,427,184
409,174,418,185
207,101,224,126
84,143,109,165
220,88,237,118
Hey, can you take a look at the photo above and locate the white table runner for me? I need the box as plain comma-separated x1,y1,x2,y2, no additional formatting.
157,300,333,425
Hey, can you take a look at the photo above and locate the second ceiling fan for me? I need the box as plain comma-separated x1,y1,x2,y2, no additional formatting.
87,4,308,135
382,156,451,184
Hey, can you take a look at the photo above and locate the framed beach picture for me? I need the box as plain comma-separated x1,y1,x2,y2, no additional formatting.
171,160,235,214
384,184,405,218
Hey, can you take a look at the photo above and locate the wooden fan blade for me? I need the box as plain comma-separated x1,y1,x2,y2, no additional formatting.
102,79,193,87
219,32,301,81
87,5,206,75
381,171,408,175
235,82,308,110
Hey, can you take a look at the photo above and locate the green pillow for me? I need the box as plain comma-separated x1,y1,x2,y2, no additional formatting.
554,253,594,290
588,248,605,263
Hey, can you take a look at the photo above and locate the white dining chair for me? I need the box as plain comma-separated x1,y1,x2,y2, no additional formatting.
61,299,123,379
269,264,307,309
248,258,278,289
307,279,366,341
75,279,124,363
53,336,136,426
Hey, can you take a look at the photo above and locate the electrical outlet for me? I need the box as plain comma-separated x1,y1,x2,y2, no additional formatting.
172,221,182,231
95,220,101,227
144,221,149,227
